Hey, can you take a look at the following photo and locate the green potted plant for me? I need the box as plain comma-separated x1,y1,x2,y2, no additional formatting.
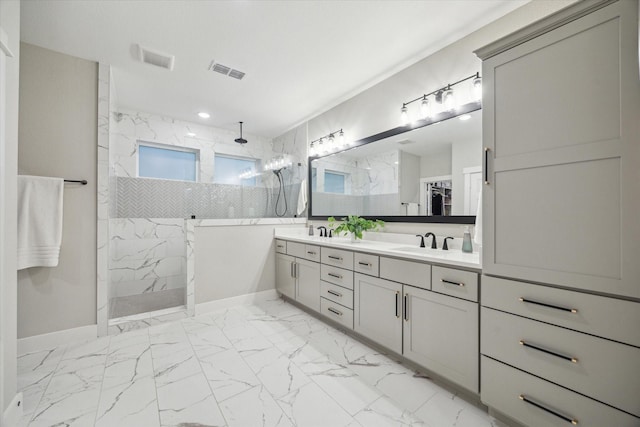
328,215,384,242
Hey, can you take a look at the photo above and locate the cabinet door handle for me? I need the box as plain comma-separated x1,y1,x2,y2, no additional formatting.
403,294,408,321
328,307,343,316
518,395,578,425
484,147,490,185
519,297,578,314
519,340,578,363
358,261,372,267
307,251,317,255
328,255,343,261
292,262,297,279
327,272,343,279
327,289,342,298
395,291,400,318
441,279,465,287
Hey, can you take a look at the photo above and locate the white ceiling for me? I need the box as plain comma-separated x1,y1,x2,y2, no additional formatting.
20,1,527,138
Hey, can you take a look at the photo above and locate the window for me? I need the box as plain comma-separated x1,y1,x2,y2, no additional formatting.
214,154,259,186
138,143,198,182
325,171,346,194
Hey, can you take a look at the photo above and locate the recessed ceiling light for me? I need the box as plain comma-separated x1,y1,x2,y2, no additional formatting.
186,132,196,137
459,114,471,121
198,112,210,119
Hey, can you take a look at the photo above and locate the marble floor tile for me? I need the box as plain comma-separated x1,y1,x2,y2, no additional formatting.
276,382,355,427
219,384,292,427
156,372,225,427
95,375,160,427
17,297,500,427
298,357,383,416
199,348,260,402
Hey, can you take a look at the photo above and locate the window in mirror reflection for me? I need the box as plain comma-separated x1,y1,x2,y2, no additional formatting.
325,171,348,194
311,167,317,192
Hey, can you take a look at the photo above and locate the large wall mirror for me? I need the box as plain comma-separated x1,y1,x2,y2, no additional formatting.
309,106,481,223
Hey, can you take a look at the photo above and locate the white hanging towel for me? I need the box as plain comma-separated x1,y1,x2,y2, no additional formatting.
17,175,64,270
474,188,482,245
296,179,307,216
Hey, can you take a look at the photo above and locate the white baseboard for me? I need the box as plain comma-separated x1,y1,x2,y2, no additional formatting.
3,392,23,427
195,289,279,315
17,324,97,356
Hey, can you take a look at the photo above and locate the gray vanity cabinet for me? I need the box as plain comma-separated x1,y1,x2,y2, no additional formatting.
478,0,640,299
403,286,478,393
353,273,403,354
275,253,296,299
295,258,321,312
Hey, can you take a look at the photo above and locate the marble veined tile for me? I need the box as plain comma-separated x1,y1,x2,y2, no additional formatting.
243,346,311,399
413,391,499,427
353,396,427,427
219,385,293,427
95,375,159,427
186,324,233,359
199,348,260,403
269,330,326,365
276,382,355,427
18,346,66,375
156,372,225,427
298,357,383,416
368,366,440,413
102,341,153,389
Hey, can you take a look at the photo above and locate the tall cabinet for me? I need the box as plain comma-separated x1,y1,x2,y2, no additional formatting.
476,1,640,425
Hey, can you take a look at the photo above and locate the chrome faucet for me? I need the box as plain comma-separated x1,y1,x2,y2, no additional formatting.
424,232,437,249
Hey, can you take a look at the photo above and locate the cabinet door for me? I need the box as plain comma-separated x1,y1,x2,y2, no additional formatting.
295,258,320,312
403,286,479,393
354,273,402,354
480,1,640,299
275,253,295,299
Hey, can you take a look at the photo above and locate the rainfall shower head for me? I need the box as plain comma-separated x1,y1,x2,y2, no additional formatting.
234,121,248,144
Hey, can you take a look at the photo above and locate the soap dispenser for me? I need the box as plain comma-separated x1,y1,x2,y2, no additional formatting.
462,226,473,253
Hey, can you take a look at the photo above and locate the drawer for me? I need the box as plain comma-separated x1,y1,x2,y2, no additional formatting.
354,252,379,276
321,247,354,270
320,297,353,330
481,307,640,416
275,239,287,254
320,281,353,309
431,266,478,302
286,242,320,262
320,264,354,290
482,275,640,347
481,356,639,427
380,257,430,290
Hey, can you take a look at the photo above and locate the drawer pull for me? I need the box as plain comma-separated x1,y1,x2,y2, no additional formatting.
327,307,343,316
518,395,578,425
358,261,372,267
277,245,285,249
519,340,578,364
519,297,578,314
441,279,465,287
307,251,317,255
395,291,400,318
328,272,343,279
328,255,343,261
327,289,342,298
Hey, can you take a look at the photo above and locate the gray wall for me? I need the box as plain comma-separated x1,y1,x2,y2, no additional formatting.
0,0,20,413
17,43,97,338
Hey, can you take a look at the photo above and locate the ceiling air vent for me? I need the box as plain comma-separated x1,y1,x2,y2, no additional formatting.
209,60,245,80
137,45,175,70
229,69,245,80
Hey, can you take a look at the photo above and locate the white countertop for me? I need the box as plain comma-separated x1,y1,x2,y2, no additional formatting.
274,229,481,271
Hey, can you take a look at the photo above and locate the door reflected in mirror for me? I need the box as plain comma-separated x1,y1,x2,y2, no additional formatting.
310,109,481,219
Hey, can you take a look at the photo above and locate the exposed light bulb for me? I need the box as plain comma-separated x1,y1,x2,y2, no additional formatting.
338,130,345,148
400,105,409,125
420,97,431,120
473,76,482,101
309,143,316,157
319,138,327,155
444,88,455,110
328,133,335,146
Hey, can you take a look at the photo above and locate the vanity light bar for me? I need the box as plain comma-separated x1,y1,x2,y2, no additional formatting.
400,73,481,125
309,128,347,157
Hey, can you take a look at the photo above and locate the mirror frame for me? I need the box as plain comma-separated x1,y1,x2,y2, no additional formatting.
308,100,481,224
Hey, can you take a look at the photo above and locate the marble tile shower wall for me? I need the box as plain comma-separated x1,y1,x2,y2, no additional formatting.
109,218,186,298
